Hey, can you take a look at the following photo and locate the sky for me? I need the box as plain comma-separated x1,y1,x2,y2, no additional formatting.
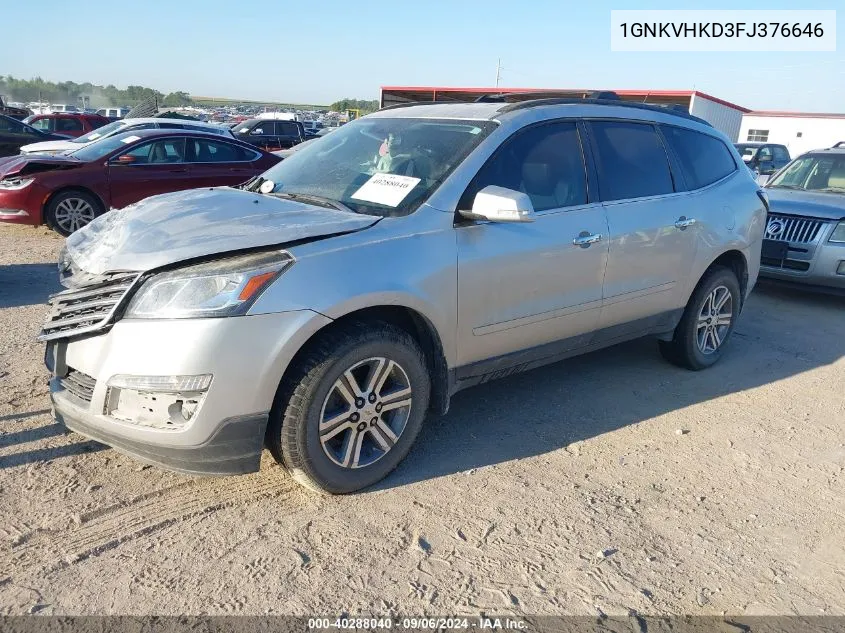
2,0,843,112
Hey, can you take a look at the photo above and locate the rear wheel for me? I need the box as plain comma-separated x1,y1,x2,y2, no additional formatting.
267,322,430,494
45,190,102,236
659,266,741,370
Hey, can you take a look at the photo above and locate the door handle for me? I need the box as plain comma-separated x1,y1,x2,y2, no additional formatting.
573,232,602,247
674,216,697,230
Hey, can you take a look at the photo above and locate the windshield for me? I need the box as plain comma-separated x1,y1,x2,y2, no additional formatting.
67,132,143,161
72,120,126,144
734,144,759,162
767,154,845,192
250,117,497,217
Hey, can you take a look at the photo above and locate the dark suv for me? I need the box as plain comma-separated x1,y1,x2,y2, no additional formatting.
232,118,305,151
734,142,791,179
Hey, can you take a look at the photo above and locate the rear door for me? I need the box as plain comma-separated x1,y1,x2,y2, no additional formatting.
276,121,303,149
106,137,189,208
185,137,262,187
587,120,698,337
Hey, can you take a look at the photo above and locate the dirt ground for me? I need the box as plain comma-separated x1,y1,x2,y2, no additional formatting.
0,222,843,617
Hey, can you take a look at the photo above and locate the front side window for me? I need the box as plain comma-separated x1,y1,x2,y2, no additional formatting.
29,118,52,132
461,121,588,212
253,117,497,217
768,155,845,193
123,138,187,163
662,125,736,190
250,122,275,136
0,117,26,134
774,146,790,161
590,121,674,201
747,129,769,142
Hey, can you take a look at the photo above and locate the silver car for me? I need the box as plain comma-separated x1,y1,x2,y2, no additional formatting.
759,146,845,293
42,99,766,493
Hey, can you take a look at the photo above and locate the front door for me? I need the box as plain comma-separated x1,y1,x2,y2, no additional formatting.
107,137,190,208
456,120,609,374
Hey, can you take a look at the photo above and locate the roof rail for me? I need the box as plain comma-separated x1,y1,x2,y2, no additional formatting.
378,100,453,111
498,97,712,126
831,141,845,148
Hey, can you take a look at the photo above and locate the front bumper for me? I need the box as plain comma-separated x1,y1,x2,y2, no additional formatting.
760,240,845,291
47,309,332,475
53,398,268,475
0,183,45,226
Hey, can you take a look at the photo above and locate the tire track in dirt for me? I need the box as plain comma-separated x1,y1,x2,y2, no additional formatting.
1,466,302,579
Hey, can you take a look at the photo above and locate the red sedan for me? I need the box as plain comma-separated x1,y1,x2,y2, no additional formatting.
24,113,110,138
0,129,280,235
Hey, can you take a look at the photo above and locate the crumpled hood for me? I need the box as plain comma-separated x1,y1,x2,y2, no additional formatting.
19,139,77,155
65,187,380,276
766,188,845,221
0,153,81,178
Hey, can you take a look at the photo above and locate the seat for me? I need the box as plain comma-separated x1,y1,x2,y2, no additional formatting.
150,143,169,163
826,165,845,189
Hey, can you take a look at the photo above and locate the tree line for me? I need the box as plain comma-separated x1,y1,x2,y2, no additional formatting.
1,76,379,113
0,76,192,108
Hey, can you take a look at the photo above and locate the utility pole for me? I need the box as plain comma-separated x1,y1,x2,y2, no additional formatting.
495,58,502,87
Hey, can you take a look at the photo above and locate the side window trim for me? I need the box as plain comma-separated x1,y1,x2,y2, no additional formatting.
584,118,679,204
455,118,594,221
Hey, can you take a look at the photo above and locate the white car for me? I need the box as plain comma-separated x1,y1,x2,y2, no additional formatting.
19,118,236,155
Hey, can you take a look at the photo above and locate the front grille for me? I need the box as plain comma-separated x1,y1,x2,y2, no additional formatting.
765,214,826,244
39,273,140,341
59,368,96,403
761,257,811,271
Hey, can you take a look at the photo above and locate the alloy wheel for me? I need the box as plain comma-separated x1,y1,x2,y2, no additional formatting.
54,197,96,233
696,285,733,354
319,357,413,469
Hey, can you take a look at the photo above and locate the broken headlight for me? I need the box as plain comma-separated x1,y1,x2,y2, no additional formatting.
0,177,34,190
124,251,293,319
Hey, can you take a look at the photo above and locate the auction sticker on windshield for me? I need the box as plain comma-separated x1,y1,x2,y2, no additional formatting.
351,174,421,207
121,135,141,144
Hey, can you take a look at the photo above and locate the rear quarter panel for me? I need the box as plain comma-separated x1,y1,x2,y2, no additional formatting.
677,170,765,305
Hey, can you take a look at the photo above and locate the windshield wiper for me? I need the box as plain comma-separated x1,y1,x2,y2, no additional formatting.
817,187,845,193
269,191,354,214
768,184,803,190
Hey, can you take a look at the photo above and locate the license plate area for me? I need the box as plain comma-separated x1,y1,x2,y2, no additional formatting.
44,341,68,377
762,239,789,261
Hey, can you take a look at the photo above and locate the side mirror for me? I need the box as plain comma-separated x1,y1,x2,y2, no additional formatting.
114,154,136,164
459,185,536,223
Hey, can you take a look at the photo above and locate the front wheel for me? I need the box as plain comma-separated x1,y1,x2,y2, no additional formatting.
44,190,102,236
267,322,431,494
659,266,741,370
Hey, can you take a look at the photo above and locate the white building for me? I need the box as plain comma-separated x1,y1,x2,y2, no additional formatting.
738,111,845,157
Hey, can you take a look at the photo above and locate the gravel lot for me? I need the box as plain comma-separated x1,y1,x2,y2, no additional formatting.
1,222,843,617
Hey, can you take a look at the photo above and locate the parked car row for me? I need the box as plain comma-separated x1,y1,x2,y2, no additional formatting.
0,128,279,235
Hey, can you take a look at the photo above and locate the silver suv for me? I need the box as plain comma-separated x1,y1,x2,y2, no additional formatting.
42,98,766,493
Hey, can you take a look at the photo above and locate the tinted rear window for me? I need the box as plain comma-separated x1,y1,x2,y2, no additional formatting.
590,121,674,201
663,125,736,190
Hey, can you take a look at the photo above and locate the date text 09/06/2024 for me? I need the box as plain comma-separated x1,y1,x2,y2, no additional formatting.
307,617,528,630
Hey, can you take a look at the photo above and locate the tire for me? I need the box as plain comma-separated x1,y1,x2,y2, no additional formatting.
44,189,103,237
267,321,431,494
659,266,741,371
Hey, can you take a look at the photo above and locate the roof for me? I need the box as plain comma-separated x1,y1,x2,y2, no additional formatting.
380,86,750,112
746,110,845,119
